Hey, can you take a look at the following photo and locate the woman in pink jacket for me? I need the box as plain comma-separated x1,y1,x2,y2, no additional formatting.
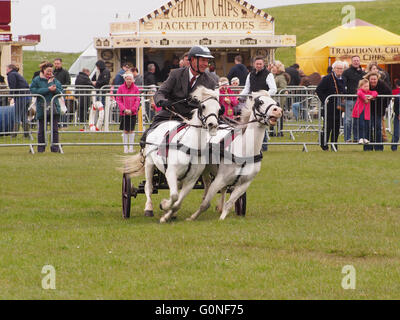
219,77,239,119
116,72,140,153
352,78,378,145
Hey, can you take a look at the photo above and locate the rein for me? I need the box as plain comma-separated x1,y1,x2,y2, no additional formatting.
219,101,279,129
164,96,219,129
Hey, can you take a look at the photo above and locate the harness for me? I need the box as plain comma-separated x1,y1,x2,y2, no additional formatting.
208,128,264,187
150,96,219,181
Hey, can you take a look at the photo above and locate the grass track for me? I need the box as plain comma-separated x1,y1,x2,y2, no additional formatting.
0,145,399,299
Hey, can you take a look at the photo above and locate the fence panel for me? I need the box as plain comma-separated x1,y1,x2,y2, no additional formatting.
49,92,157,152
0,91,47,153
323,94,398,151
48,91,324,153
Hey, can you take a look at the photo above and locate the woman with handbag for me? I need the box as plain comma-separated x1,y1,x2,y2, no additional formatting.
30,62,64,153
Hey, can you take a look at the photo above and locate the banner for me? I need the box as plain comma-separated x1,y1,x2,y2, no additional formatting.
330,46,400,64
109,34,296,48
139,0,273,33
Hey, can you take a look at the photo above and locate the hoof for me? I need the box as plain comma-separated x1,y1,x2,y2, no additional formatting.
160,217,168,224
144,210,154,217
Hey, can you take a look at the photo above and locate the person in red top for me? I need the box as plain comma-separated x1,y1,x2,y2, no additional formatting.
392,79,400,95
352,78,378,145
218,77,239,119
116,72,141,153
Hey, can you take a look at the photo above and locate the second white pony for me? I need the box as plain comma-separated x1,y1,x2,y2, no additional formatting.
188,90,283,221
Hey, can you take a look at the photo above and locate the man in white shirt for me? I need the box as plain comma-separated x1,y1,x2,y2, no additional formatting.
241,56,277,151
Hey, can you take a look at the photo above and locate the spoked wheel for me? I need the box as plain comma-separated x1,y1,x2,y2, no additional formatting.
122,173,132,219
235,193,247,216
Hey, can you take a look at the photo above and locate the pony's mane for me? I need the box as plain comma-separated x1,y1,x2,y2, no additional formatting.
191,86,219,102
240,90,270,124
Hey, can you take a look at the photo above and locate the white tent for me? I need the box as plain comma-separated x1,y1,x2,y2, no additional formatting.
68,43,97,83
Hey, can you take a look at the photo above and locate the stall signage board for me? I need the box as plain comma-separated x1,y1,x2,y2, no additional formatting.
330,46,400,64
110,34,296,48
139,0,273,34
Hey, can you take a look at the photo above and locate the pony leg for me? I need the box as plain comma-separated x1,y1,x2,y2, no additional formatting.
219,181,252,220
160,167,179,212
160,167,200,223
144,162,155,217
187,175,226,221
216,187,227,214
201,169,212,201
170,176,200,215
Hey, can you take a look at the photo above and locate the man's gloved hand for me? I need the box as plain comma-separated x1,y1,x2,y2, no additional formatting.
187,97,200,109
157,99,171,110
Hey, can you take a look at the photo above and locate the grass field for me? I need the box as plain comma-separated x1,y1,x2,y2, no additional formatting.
268,0,398,66
1,144,399,299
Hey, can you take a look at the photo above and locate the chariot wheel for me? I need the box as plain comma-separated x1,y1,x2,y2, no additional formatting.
122,173,132,219
235,193,247,216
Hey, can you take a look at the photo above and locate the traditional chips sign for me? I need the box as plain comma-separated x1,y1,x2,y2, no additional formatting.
330,46,400,63
139,0,273,33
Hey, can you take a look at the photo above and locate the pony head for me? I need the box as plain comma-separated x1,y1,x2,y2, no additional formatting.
190,86,220,136
241,91,282,126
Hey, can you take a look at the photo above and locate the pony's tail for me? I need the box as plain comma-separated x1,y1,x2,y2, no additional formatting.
119,152,145,177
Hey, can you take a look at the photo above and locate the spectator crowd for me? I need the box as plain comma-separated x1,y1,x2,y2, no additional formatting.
1,51,399,153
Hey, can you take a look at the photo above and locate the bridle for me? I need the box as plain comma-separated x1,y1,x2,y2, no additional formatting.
197,96,220,128
252,97,280,126
165,96,220,129
219,97,279,128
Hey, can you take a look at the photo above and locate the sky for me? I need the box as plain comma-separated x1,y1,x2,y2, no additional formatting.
11,0,374,53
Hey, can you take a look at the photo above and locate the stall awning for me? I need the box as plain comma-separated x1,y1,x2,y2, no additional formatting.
296,19,400,75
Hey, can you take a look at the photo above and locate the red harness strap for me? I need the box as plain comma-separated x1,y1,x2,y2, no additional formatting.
157,123,188,158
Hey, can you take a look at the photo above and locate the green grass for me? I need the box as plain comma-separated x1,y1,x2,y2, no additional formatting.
0,144,399,299
267,0,399,66
23,51,81,83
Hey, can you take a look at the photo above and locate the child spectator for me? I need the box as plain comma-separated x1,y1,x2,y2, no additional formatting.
116,72,140,153
352,78,378,145
392,79,400,95
218,77,238,119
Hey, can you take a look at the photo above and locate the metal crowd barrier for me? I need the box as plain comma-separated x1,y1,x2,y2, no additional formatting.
49,93,158,152
0,92,47,153
46,91,321,152
322,94,398,151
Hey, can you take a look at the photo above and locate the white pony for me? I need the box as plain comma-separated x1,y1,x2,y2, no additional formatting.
123,86,221,223
188,91,283,221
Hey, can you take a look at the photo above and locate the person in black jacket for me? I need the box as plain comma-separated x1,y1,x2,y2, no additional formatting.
285,63,301,86
75,68,93,124
140,46,217,150
363,72,391,151
342,55,366,142
391,91,400,151
92,60,110,106
316,61,346,151
227,55,248,86
53,58,71,127
6,64,31,137
53,58,71,86
144,63,158,86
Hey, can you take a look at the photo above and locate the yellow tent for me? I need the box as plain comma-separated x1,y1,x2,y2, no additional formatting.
296,19,400,75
